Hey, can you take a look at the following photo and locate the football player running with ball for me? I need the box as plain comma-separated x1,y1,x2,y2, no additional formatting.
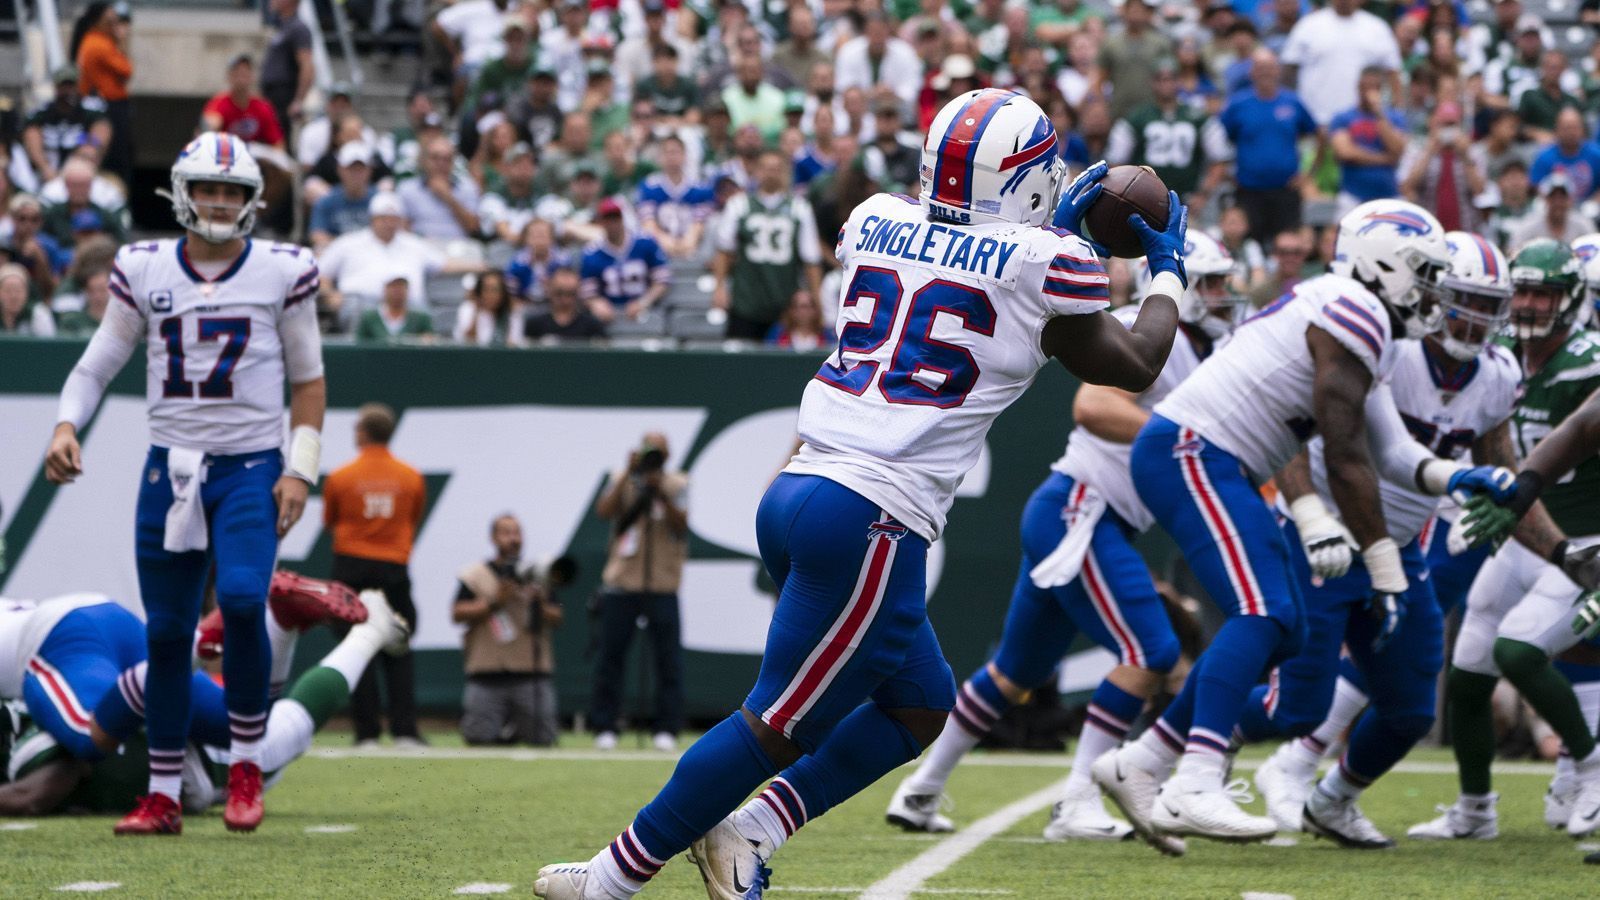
535,89,1186,899
43,133,326,835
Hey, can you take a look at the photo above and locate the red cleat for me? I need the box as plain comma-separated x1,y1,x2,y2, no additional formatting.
224,761,264,832
114,794,182,835
267,570,367,631
195,609,224,660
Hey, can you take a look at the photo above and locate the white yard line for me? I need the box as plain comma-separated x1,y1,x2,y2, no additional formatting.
304,824,358,834
452,884,513,895
54,884,120,893
858,777,1071,900
0,822,39,830
770,889,1013,895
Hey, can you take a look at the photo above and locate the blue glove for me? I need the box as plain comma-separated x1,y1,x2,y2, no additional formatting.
1129,189,1188,288
1446,465,1517,505
1367,591,1405,653
1052,160,1110,256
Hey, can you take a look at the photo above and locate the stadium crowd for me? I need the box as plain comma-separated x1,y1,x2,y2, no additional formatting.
2,0,1600,348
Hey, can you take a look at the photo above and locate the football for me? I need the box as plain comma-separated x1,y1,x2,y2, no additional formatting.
1082,165,1171,259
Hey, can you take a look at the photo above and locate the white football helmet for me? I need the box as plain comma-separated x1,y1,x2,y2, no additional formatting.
921,88,1065,227
1135,230,1245,338
1570,232,1600,325
1435,231,1512,361
1331,199,1450,339
165,132,263,243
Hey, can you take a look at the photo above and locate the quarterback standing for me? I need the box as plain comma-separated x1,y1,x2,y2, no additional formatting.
43,133,326,835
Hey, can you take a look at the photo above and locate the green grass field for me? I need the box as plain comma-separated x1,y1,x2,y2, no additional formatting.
4,735,1596,899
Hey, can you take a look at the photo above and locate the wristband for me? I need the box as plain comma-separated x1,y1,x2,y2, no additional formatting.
1417,459,1466,496
1509,469,1545,518
1550,539,1570,567
1148,271,1185,303
1288,494,1333,529
1361,537,1408,594
286,425,321,486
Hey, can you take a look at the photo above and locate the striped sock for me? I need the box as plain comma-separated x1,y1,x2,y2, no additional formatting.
1124,717,1184,776
586,825,661,898
230,711,268,766
904,669,1008,795
148,748,184,802
735,776,808,854
1065,680,1142,792
1317,755,1373,801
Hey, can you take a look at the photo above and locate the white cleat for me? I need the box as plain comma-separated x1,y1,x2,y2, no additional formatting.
1151,779,1277,844
1253,745,1312,832
1302,787,1394,849
1567,770,1600,837
688,817,771,900
354,589,411,655
533,863,593,900
1090,750,1186,856
884,779,954,833
1546,777,1578,830
652,732,677,753
1406,795,1498,841
1041,784,1134,842
595,731,619,751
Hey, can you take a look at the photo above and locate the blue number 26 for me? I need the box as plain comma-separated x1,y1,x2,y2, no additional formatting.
815,266,996,408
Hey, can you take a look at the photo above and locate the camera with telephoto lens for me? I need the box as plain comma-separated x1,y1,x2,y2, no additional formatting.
637,441,666,473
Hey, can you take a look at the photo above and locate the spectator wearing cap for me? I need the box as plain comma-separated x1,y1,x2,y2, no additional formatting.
506,218,572,303
355,271,435,342
23,66,111,183
319,191,483,320
479,142,541,244
701,100,735,171
306,115,392,206
41,157,126,250
434,0,522,108
260,0,313,136
539,0,591,113
616,0,692,94
310,141,378,251
7,194,67,294
770,5,829,90
713,149,822,340
297,83,375,170
397,134,481,241
635,135,712,259
1510,172,1595,246
862,102,920,194
1401,101,1484,233
835,12,924,109
526,265,606,341
1279,0,1400,127
506,66,564,151
201,55,285,150
1221,47,1318,245
1518,50,1582,145
466,15,539,117
1530,108,1600,201
1327,66,1409,215
723,53,787,144
579,198,670,324
1108,60,1230,208
636,46,700,127
1483,16,1571,111
1097,0,1173,121
71,1,132,185
453,269,526,346
0,262,51,336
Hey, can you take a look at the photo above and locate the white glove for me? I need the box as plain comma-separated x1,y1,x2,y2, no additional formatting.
1289,495,1355,581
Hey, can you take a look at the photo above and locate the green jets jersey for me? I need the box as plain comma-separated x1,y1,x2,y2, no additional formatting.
720,192,817,324
1512,329,1600,535
6,717,147,814
1110,104,1213,196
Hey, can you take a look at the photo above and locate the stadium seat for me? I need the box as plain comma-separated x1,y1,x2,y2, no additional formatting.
1532,0,1581,24
668,308,726,341
607,310,669,338
666,277,713,310
1554,25,1595,59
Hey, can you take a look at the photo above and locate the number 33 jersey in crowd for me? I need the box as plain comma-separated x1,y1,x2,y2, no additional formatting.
786,192,1111,541
110,237,321,456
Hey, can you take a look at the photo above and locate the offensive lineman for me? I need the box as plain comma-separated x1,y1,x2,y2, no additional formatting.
882,233,1246,846
42,133,326,835
534,90,1188,899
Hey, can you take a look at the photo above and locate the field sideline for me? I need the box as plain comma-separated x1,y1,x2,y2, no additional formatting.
5,737,1596,899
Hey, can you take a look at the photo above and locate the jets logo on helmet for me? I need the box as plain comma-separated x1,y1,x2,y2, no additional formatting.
1436,231,1512,361
1332,199,1450,339
1508,237,1584,341
921,89,1066,228
162,132,264,244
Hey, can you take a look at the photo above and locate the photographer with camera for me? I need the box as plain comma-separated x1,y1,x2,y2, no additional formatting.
453,513,567,746
589,432,690,752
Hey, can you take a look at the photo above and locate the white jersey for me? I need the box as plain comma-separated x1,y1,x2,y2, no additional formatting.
1156,274,1398,482
1305,340,1521,543
110,237,322,455
1054,312,1220,532
0,593,115,700
787,193,1110,540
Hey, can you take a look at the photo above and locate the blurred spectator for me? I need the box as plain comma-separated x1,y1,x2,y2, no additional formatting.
1470,0,1523,68
506,218,572,303
767,290,828,350
836,12,923,108
398,135,481,241
580,64,630,149
1281,0,1401,126
862,101,921,194
433,0,520,108
1054,34,1102,111
1098,0,1173,120
1221,48,1318,244
356,272,435,342
39,158,125,212
202,55,285,150
7,195,66,294
540,0,590,112
23,66,111,184
323,402,427,748
1259,0,1300,55
1483,16,1571,110
1107,60,1229,207
296,84,376,171
367,0,423,36
1033,0,1102,44
453,270,526,346
714,149,822,339
1173,31,1220,116
1519,50,1582,144
470,115,520,193
1329,67,1408,214
590,432,689,752
719,124,766,192
535,163,604,246
1530,108,1600,201
1214,205,1269,289
506,67,564,151
305,116,392,209
1401,101,1484,232
71,2,132,186
319,191,481,317
309,142,377,251
260,0,313,137
1470,108,1529,187
52,267,109,337
580,198,670,324
526,265,606,340
635,46,700,125
807,135,873,264
1509,172,1594,245
701,100,735,171
1249,227,1314,306
466,16,538,117
1486,158,1535,248
616,0,688,93
1217,20,1262,97
478,142,540,244
42,157,127,249
724,53,787,143
636,135,713,259
379,88,440,178
453,513,563,747
771,5,829,89
539,112,600,193
0,262,51,334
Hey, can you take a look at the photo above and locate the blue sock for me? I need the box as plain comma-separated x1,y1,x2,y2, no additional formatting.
1157,656,1200,735
770,703,924,828
626,712,779,869
1086,680,1143,742
220,605,271,763
1235,684,1279,743
1186,617,1285,757
951,665,1010,736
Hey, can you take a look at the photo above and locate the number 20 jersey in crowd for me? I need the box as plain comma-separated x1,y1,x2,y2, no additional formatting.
786,192,1112,541
110,237,321,455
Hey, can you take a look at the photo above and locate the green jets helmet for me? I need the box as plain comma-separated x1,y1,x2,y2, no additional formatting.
1508,238,1584,340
